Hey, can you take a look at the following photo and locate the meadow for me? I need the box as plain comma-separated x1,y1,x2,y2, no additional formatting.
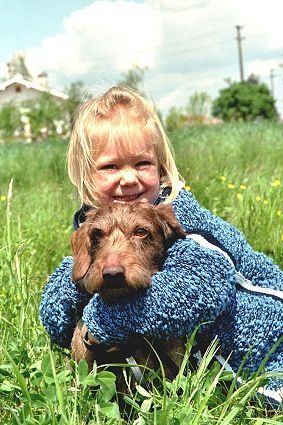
0,122,282,424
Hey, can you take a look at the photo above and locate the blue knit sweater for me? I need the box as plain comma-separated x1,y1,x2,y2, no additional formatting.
40,189,283,405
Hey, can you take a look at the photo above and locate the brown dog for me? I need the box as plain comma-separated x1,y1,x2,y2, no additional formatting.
71,202,186,379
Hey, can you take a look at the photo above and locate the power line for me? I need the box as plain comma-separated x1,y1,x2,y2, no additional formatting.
72,29,235,67
69,28,278,78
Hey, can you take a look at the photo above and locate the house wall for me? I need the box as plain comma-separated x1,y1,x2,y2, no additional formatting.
0,84,42,106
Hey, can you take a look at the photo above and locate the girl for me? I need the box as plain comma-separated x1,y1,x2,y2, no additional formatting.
40,86,283,406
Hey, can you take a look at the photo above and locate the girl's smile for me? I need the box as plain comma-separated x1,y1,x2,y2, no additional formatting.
93,141,160,205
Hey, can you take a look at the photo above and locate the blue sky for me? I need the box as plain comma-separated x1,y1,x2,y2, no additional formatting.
1,1,93,56
1,0,283,116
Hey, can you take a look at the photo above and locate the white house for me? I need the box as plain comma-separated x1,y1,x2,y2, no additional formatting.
0,56,68,141
0,72,68,106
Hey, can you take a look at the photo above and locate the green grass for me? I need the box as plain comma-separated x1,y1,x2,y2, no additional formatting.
172,121,283,264
0,123,282,424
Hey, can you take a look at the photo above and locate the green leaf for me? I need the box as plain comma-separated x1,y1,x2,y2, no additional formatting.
98,401,120,419
78,359,89,384
0,364,13,376
98,382,116,403
43,376,55,385
2,346,34,419
0,381,19,392
136,384,152,398
95,370,117,387
82,373,98,387
30,393,47,408
56,369,71,384
169,419,180,425
140,397,153,413
41,353,53,379
45,384,57,403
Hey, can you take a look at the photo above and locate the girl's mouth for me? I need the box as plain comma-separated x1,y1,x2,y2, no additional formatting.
113,193,142,202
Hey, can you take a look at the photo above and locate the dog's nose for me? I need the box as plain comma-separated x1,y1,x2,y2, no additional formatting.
102,266,125,286
102,266,126,289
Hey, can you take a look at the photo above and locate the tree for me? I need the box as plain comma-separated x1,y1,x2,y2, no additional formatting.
247,73,260,85
212,81,278,121
24,93,66,139
165,91,212,131
165,106,187,131
64,80,92,126
118,64,148,92
0,103,22,140
185,92,212,119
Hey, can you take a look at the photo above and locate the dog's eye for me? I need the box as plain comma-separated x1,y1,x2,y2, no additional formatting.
91,228,104,239
133,227,149,238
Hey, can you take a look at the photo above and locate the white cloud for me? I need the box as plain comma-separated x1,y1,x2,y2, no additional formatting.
247,59,279,78
17,0,283,114
26,1,162,84
0,61,7,79
147,1,208,12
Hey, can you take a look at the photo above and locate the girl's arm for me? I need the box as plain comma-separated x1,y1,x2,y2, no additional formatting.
82,190,282,345
173,190,283,290
40,239,235,347
83,238,236,344
39,257,89,348
40,190,282,348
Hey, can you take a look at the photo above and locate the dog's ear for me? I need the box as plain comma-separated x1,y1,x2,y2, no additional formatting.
71,224,91,282
154,204,186,243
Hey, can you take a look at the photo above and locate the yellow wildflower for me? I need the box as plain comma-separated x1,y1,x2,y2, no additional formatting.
271,179,281,187
185,185,191,191
281,234,283,242
236,193,243,200
0,195,6,202
239,184,247,190
277,210,282,217
228,183,235,189
263,200,268,205
220,176,226,182
255,196,261,202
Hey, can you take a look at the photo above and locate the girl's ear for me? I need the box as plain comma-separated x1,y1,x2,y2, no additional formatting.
154,204,186,242
71,224,91,282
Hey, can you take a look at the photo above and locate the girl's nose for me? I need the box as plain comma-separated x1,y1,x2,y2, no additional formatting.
120,168,138,186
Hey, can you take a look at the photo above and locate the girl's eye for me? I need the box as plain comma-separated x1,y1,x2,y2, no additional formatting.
136,160,151,168
100,164,118,170
133,227,149,238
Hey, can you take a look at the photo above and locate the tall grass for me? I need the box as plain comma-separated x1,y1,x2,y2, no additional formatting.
0,123,282,424
172,122,282,264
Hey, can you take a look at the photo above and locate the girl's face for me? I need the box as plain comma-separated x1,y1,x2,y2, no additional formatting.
92,140,160,204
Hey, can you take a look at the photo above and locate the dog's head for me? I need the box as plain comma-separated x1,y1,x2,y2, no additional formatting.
71,203,186,301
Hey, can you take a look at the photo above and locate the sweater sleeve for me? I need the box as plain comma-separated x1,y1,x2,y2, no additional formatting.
172,190,283,291
39,257,90,348
83,238,236,344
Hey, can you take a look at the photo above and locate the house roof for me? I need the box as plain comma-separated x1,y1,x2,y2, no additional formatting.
0,74,68,100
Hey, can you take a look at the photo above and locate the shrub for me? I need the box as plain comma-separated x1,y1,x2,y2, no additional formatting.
165,106,187,131
24,93,67,140
212,81,278,122
0,102,22,141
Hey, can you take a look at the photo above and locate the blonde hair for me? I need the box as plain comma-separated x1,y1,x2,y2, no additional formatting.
67,86,183,207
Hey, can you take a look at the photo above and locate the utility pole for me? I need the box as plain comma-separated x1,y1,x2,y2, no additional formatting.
270,69,274,96
235,25,245,82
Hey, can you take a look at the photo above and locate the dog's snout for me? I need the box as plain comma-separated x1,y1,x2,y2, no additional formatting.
102,265,125,278
102,265,126,289
101,252,127,287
